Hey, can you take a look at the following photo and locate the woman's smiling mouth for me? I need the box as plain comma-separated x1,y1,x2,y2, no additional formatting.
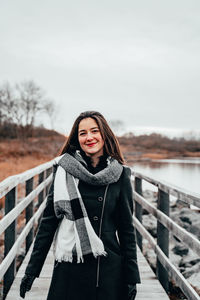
86,143,97,147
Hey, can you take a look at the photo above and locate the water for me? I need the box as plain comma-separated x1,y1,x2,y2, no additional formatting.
131,158,200,195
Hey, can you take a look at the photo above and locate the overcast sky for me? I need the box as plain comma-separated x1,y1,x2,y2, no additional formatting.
0,0,200,136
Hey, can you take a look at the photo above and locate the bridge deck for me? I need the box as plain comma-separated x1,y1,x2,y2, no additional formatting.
6,246,169,300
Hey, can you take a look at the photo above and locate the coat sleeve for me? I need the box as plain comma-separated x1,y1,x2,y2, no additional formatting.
25,165,60,277
117,166,141,284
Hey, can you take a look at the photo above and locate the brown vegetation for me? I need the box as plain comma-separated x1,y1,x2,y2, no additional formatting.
1,132,200,182
0,135,65,181
119,133,200,163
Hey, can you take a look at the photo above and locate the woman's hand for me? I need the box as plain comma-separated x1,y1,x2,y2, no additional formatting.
20,274,35,298
127,284,137,300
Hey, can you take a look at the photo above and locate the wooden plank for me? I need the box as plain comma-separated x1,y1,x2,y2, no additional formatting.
25,177,34,253
136,247,169,300
6,244,170,300
4,187,17,296
157,189,169,292
133,190,200,257
134,177,143,250
38,171,45,206
132,171,200,208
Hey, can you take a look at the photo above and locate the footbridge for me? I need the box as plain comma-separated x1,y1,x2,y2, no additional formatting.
0,159,200,300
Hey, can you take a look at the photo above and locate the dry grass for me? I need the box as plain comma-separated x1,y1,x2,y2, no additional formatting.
0,135,65,182
0,156,50,182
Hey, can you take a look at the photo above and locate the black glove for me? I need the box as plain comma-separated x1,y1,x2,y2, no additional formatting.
127,284,137,300
20,274,36,298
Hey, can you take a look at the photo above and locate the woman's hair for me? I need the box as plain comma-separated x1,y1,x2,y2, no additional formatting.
59,111,125,164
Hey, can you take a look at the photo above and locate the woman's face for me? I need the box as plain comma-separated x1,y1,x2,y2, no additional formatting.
78,117,104,157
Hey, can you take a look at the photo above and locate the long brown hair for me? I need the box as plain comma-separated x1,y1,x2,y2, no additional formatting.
59,111,125,164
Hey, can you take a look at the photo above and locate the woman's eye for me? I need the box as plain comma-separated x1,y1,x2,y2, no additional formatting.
79,132,86,136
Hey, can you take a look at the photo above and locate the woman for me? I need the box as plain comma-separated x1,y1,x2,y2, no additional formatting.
20,111,141,300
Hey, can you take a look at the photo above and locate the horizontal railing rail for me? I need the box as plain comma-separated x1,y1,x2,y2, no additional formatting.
133,171,200,209
1,160,200,300
0,159,56,299
132,170,200,300
0,160,55,199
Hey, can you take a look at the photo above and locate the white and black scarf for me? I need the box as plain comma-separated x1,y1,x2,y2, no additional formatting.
53,151,123,263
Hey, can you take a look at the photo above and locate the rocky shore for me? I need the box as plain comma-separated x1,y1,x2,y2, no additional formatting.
140,190,200,297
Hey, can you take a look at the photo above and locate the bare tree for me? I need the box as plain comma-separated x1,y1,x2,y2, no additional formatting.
15,80,45,136
0,80,56,139
0,82,14,123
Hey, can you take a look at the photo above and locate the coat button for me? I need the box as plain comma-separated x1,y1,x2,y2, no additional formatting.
93,216,99,221
98,196,103,202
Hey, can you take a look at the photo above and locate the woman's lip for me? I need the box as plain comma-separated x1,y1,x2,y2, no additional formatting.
86,143,97,147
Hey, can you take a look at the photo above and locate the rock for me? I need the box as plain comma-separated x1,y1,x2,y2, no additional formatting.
144,248,157,270
179,208,200,239
176,199,190,209
169,251,182,268
142,214,157,237
179,208,200,224
172,244,189,256
142,239,157,270
143,190,157,203
141,189,200,293
179,250,200,269
187,269,200,291
182,262,200,279
179,215,192,224
189,222,200,239
171,208,200,239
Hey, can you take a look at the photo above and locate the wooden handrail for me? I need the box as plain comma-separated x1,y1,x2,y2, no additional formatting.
0,159,55,199
0,175,52,236
132,171,200,208
133,217,200,300
0,197,47,280
1,161,200,299
132,170,200,300
0,161,54,298
133,190,200,256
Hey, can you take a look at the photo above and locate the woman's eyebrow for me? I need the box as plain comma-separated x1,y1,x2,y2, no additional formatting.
79,127,98,133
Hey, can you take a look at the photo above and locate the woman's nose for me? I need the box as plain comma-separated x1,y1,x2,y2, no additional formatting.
86,133,93,141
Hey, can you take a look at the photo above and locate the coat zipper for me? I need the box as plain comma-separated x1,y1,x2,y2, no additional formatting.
96,184,109,288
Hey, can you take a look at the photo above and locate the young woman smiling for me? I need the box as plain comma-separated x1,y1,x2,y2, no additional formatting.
20,111,140,300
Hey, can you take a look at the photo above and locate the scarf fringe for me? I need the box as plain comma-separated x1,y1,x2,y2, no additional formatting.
55,250,108,264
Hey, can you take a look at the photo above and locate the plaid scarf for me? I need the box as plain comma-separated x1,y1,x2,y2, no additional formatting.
53,152,123,263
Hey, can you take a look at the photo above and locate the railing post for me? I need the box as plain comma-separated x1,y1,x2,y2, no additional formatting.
3,187,17,298
25,177,34,253
134,176,143,251
45,167,52,196
38,171,44,206
157,188,169,293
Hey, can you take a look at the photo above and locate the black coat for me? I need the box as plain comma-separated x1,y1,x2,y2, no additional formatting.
25,162,141,300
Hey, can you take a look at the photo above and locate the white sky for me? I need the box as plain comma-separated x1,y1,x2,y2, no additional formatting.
0,0,200,136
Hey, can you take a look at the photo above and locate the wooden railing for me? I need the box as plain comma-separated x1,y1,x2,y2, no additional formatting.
0,159,55,299
1,160,200,300
132,171,200,300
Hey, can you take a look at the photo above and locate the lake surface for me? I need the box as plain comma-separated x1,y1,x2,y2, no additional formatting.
131,158,200,195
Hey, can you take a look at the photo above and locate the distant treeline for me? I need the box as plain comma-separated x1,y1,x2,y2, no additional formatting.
119,133,200,153
0,122,61,139
0,80,57,139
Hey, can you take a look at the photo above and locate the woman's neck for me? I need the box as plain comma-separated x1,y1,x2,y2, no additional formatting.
83,150,104,167
79,149,107,168
90,156,100,167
